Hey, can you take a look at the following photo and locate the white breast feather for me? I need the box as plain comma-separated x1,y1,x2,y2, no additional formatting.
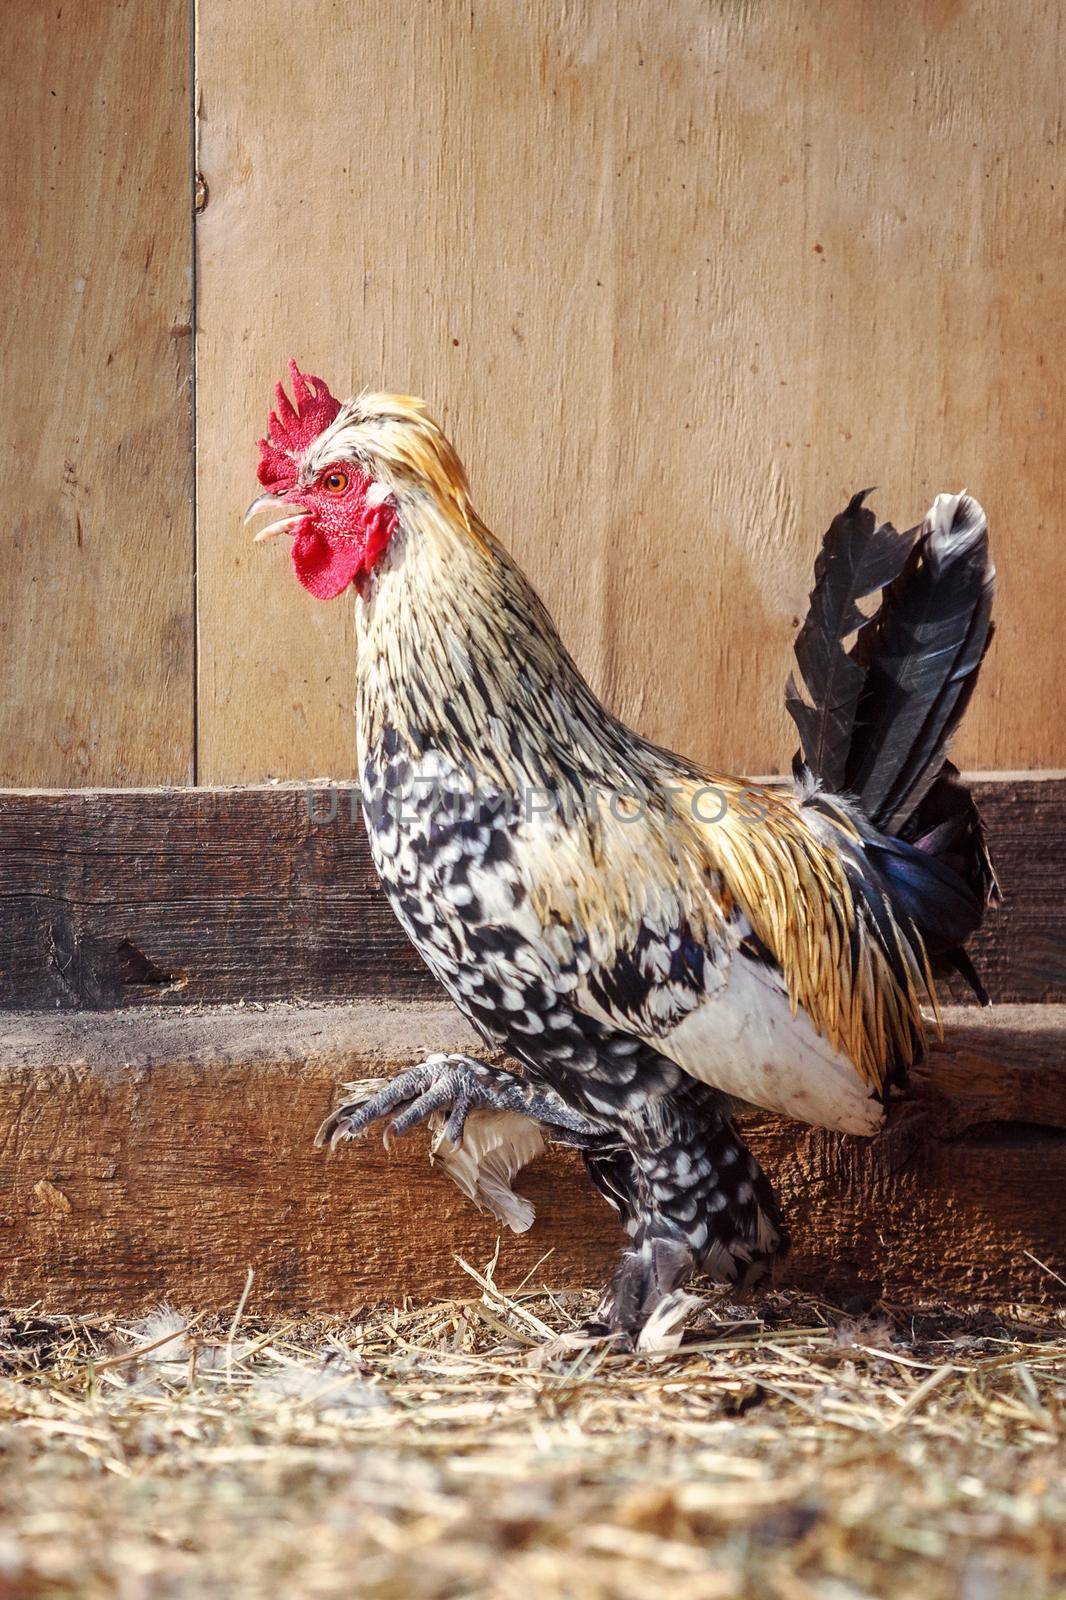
661,959,886,1136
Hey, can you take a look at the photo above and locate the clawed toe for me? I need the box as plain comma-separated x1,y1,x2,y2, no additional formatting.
314,1078,387,1149
314,1067,434,1150
315,1056,486,1153
317,1055,612,1164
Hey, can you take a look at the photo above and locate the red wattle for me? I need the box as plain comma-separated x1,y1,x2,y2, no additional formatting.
291,528,367,601
289,500,398,599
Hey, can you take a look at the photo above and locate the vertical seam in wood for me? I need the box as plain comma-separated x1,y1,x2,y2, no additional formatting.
190,0,200,786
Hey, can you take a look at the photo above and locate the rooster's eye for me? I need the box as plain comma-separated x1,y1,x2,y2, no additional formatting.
321,470,350,495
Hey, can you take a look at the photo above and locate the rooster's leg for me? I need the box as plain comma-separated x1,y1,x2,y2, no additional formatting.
316,1054,607,1151
581,1084,786,1351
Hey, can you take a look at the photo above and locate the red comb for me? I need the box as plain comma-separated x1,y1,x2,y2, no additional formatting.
257,359,342,489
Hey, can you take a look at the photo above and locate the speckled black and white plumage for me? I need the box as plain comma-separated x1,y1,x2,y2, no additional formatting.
348,722,783,1315
285,391,995,1348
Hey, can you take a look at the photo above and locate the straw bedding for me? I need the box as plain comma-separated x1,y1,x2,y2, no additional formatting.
0,1257,1062,1599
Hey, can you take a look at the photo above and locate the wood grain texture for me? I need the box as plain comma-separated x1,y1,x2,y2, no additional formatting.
0,1001,1061,1314
0,778,1061,1010
1,0,194,786
0,785,426,1009
195,0,1065,785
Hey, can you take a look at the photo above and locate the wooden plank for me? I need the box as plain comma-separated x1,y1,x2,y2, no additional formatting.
0,1001,1061,1314
1,0,194,787
0,778,1059,1010
0,785,427,1010
194,0,1066,785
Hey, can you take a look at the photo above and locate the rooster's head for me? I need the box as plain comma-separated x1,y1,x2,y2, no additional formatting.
246,360,473,599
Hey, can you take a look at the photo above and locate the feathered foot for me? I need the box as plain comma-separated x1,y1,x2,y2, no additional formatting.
576,1085,787,1352
316,1055,609,1233
592,1236,702,1354
316,1054,605,1149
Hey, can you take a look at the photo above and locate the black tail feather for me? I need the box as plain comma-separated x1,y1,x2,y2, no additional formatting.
844,492,995,835
785,491,916,794
787,490,997,1000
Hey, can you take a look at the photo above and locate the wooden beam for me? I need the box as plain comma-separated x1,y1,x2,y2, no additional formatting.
0,777,1061,1010
0,1002,1062,1314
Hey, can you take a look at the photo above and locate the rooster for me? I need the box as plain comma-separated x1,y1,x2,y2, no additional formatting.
247,362,997,1348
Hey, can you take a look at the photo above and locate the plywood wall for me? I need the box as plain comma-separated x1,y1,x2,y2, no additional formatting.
3,0,1064,788
1,0,194,787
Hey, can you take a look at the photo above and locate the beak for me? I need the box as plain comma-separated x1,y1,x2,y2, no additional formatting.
244,494,308,542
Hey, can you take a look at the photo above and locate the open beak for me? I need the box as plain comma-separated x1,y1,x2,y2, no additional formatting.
244,494,307,542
